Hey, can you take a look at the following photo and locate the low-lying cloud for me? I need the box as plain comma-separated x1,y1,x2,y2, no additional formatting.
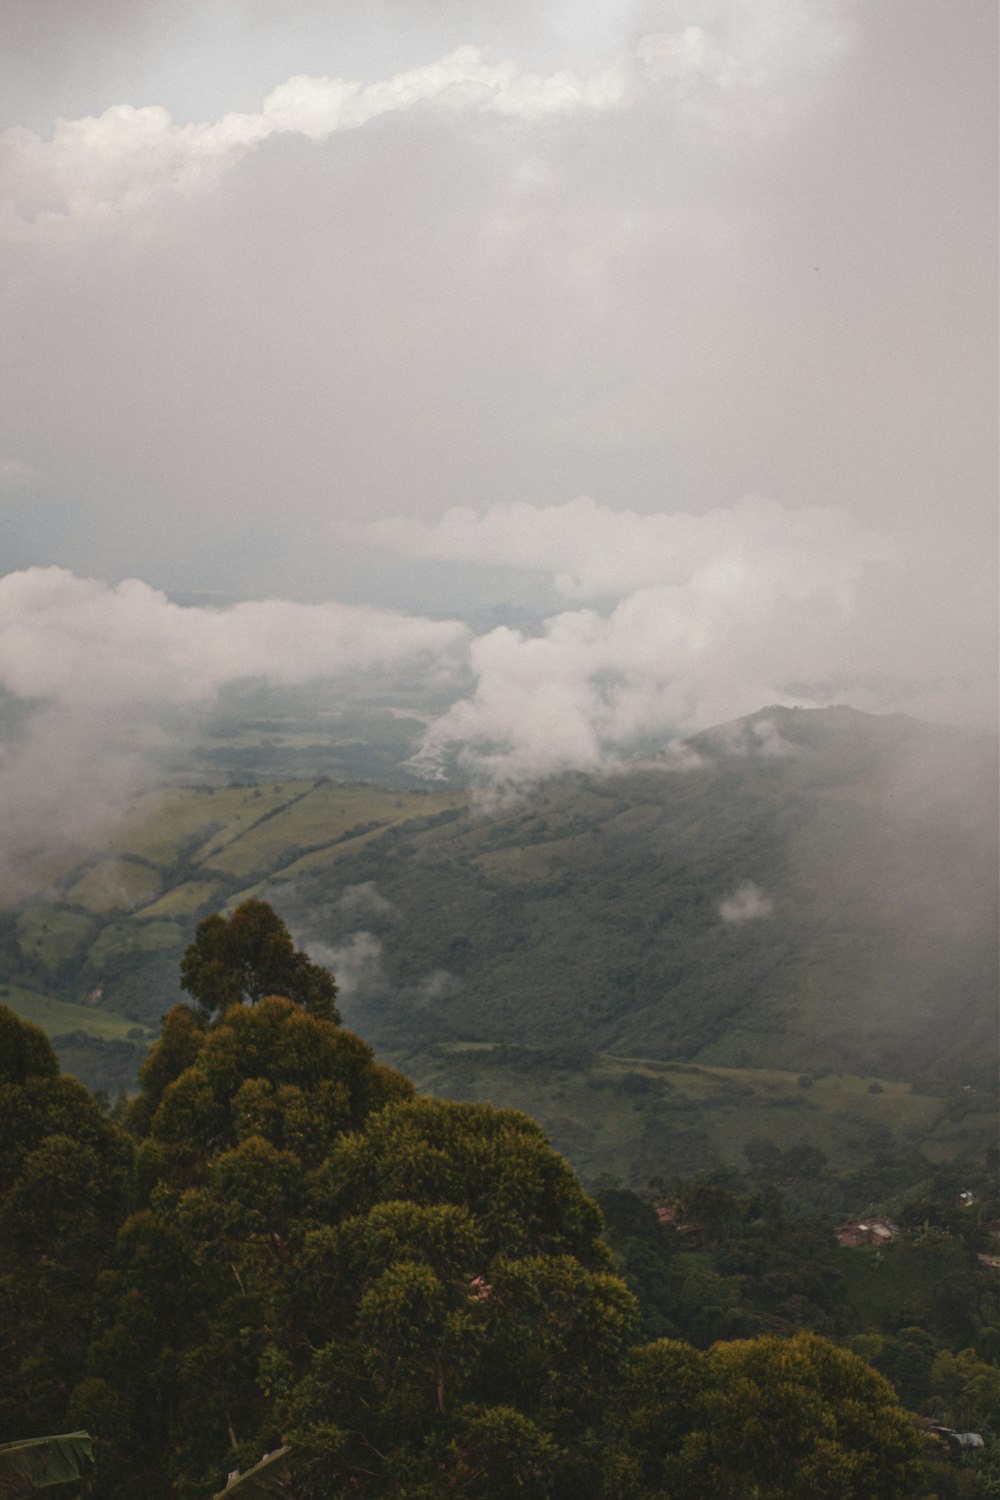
336,882,397,922
308,929,458,1021
309,932,386,1001
0,567,466,855
1,460,995,853
368,496,994,784
719,881,774,924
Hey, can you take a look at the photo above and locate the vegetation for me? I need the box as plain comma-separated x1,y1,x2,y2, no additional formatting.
391,1041,995,1189
179,900,339,1021
10,906,986,1497
0,710,994,1150
0,1433,94,1497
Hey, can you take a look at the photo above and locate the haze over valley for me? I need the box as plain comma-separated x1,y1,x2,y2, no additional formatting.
0,4,997,1494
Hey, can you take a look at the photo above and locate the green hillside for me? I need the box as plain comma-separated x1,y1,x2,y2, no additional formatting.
387,1042,996,1189
0,706,995,1180
279,707,997,1090
0,778,468,1086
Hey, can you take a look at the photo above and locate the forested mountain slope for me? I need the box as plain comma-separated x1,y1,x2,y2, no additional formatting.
0,706,995,1176
281,706,997,1089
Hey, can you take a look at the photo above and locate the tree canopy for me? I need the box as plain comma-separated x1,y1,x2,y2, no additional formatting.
179,900,339,1023
0,907,935,1498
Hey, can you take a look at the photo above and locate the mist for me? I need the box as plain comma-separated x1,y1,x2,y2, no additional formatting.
0,0,995,834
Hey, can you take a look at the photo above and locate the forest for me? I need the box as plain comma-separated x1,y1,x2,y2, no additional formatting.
2,902,998,1499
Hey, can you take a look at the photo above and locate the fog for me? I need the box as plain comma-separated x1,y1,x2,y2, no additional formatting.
0,0,995,822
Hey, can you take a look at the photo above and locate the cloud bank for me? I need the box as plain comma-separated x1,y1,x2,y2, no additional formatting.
365,496,994,783
0,29,778,232
0,568,466,853
0,453,994,847
0,3,993,835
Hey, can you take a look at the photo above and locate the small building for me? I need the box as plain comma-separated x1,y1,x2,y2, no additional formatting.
655,1201,711,1250
837,1216,898,1248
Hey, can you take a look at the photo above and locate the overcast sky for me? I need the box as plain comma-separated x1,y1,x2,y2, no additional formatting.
0,0,996,807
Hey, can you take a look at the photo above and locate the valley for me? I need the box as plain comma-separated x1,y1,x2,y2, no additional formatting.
1,703,995,1186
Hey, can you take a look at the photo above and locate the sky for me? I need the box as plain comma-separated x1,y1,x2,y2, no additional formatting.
0,0,996,815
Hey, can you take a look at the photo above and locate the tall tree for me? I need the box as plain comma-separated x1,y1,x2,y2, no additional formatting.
180,901,339,1022
612,1331,921,1500
0,1008,130,1444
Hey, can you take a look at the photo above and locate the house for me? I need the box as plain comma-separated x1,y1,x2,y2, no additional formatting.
836,1216,898,1248
655,1201,711,1251
924,1423,985,1453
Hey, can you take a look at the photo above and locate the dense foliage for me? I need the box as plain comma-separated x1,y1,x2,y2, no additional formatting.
179,901,340,1023
5,903,996,1496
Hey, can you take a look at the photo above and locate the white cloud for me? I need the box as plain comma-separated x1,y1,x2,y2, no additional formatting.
719,880,774,923
0,30,779,231
360,494,880,601
0,567,467,854
337,882,396,921
373,495,992,785
309,932,385,998
371,495,897,782
0,567,466,705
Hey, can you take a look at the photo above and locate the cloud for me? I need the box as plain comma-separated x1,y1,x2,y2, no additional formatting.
309,931,386,998
701,715,797,759
375,495,994,785
401,969,460,1009
307,929,457,1017
337,882,396,921
361,494,880,601
0,567,467,853
719,881,774,923
0,3,992,813
0,567,466,704
0,29,778,231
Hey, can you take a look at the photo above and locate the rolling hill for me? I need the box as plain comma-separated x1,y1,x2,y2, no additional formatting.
1,704,995,1179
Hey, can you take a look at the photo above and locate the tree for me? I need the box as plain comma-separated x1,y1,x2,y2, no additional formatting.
0,1008,130,1443
180,901,339,1022
612,1331,922,1500
81,986,637,1500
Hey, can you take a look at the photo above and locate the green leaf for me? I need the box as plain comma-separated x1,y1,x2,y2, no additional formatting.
0,1433,93,1498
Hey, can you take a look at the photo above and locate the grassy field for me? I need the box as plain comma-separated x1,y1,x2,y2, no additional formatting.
87,920,184,967
1,710,994,1176
0,777,471,1060
107,783,303,864
66,858,163,914
389,1042,992,1187
15,908,95,969
0,983,154,1043
197,783,467,878
133,879,229,920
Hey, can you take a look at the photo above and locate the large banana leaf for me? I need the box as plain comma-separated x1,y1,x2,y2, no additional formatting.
0,1433,93,1498
213,1447,291,1499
